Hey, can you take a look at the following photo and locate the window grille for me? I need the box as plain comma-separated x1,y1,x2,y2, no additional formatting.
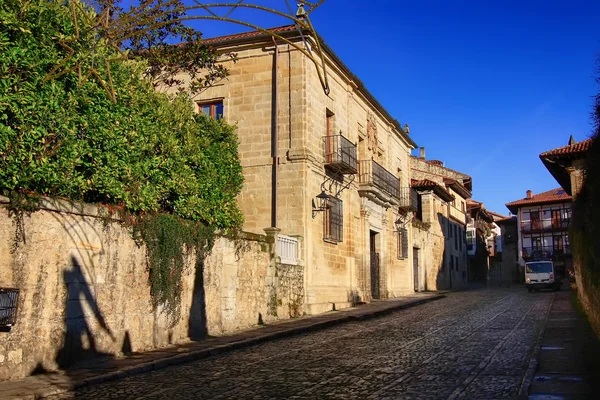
397,228,408,259
0,288,19,328
324,197,343,243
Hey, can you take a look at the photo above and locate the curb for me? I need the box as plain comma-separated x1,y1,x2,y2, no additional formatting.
31,294,444,399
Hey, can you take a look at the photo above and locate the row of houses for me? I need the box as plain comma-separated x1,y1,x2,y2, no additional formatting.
492,136,592,285
175,25,505,314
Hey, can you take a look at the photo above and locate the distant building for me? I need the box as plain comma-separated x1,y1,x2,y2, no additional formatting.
466,200,494,283
505,188,573,280
410,150,472,290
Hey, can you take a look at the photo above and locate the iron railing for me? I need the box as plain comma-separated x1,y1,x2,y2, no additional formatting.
0,288,19,327
521,219,570,233
398,187,418,211
277,235,299,265
358,160,400,199
522,246,572,260
323,134,358,174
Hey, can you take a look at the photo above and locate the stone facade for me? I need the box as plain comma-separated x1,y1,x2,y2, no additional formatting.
178,28,420,314
410,156,471,290
0,197,298,381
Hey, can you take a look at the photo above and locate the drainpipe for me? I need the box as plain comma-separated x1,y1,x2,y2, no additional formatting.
271,37,279,228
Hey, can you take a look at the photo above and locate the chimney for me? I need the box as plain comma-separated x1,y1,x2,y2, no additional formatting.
526,190,532,199
419,147,426,159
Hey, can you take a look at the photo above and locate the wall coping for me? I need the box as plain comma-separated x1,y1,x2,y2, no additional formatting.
0,195,267,242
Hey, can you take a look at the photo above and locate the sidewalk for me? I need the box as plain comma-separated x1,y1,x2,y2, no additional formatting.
0,292,443,399
527,288,600,399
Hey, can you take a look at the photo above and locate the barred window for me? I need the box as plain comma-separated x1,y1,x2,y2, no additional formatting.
397,228,408,259
324,197,343,243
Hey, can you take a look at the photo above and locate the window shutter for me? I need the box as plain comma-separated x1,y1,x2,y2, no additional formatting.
401,228,408,259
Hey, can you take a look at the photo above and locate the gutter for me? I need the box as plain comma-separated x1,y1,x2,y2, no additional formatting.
271,37,278,228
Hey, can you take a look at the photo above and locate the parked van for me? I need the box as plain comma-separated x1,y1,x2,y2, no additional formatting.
525,261,561,292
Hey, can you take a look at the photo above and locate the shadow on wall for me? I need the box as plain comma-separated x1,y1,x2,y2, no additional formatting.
436,213,450,291
188,256,208,340
55,256,114,369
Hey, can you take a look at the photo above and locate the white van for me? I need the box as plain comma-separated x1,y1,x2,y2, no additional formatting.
525,261,561,292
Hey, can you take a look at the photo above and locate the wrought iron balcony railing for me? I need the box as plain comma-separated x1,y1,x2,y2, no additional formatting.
522,246,571,260
323,134,358,174
521,219,570,233
358,159,400,199
398,187,418,211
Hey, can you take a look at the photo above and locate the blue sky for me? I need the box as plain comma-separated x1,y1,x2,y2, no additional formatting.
175,1,600,215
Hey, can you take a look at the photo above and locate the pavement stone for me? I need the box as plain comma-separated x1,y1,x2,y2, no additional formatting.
41,288,553,399
0,292,443,399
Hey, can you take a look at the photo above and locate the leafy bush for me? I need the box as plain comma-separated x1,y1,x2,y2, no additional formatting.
1,0,244,315
0,0,243,229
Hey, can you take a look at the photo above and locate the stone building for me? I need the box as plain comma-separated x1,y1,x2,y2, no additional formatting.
176,26,423,314
410,151,472,290
505,189,573,280
496,216,519,284
466,200,494,283
540,136,592,199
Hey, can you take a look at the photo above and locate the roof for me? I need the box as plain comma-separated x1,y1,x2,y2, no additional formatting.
202,25,298,45
539,138,593,158
505,188,572,214
487,210,510,221
203,25,417,149
411,179,454,202
539,137,594,196
443,178,472,199
496,215,517,224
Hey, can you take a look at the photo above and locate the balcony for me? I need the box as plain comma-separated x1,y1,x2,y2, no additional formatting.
398,187,418,212
358,160,400,205
522,246,572,260
521,219,570,233
323,134,358,174
449,204,466,224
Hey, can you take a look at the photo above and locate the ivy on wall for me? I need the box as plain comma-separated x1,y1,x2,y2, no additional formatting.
1,1,244,316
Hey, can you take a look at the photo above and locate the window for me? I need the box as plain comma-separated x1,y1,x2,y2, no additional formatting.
397,228,408,260
455,225,458,250
459,227,463,251
455,256,459,271
450,255,454,271
324,197,343,243
198,101,224,119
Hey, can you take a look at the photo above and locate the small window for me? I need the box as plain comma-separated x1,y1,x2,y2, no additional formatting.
397,228,408,259
198,101,224,120
450,256,454,271
324,197,343,243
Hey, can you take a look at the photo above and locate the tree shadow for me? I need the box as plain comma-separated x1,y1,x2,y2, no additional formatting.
55,256,114,369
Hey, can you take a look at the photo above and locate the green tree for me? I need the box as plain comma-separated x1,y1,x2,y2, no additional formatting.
0,0,243,228
1,0,244,315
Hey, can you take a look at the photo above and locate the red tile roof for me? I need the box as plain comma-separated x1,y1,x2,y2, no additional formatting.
411,179,454,202
202,25,298,45
411,179,439,188
539,138,593,158
505,188,572,212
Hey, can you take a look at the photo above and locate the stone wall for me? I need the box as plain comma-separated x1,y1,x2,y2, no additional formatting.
0,197,300,382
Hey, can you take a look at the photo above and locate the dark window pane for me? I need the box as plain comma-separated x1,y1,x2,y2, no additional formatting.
215,102,224,119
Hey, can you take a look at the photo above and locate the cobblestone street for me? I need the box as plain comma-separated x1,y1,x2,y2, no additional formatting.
49,288,552,399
